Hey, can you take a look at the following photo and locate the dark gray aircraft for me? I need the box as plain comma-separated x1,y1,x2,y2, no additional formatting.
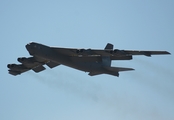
7,42,170,77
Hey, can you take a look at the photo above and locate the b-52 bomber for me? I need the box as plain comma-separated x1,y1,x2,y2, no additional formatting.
7,42,170,77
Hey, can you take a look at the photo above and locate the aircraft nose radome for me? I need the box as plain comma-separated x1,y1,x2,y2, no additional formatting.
25,44,30,50
25,43,34,55
26,42,35,48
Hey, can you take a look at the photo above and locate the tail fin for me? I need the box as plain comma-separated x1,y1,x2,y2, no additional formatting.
105,43,113,50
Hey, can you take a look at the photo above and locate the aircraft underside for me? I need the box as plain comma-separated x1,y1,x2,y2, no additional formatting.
7,42,170,77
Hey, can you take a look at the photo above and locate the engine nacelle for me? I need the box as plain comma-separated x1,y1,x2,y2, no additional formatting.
112,49,127,55
76,49,85,53
7,64,17,69
109,50,114,54
108,49,121,54
7,63,27,71
17,57,34,64
17,57,27,63
113,49,119,53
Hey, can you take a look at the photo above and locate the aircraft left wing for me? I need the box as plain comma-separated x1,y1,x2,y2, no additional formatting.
7,57,60,76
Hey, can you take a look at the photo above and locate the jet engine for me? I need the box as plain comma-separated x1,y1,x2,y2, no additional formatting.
7,63,27,71
109,49,127,55
7,64,17,69
17,57,27,63
76,49,85,53
17,57,34,64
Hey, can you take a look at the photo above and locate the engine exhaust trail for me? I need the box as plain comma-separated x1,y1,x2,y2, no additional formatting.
26,69,101,102
126,57,174,100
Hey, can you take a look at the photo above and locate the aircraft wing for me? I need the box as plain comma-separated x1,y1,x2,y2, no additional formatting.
7,57,60,76
120,50,170,57
89,50,170,57
52,47,170,58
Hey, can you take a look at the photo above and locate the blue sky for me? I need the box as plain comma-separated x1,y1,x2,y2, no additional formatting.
1,0,174,120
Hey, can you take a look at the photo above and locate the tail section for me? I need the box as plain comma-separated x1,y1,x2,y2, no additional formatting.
89,43,134,77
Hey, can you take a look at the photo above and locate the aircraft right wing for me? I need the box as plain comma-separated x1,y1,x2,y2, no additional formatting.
52,47,170,58
90,50,170,57
7,57,60,76
119,50,170,57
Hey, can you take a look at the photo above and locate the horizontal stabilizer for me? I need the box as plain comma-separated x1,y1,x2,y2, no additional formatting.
88,67,134,77
32,65,46,73
104,66,134,72
103,66,134,77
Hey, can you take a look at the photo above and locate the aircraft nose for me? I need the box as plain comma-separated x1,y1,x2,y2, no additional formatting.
26,43,34,55
26,43,31,50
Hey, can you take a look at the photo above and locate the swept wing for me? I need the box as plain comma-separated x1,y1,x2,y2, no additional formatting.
7,57,60,76
52,47,170,57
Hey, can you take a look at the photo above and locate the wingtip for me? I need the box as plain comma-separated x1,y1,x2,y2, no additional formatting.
131,68,135,71
167,51,171,55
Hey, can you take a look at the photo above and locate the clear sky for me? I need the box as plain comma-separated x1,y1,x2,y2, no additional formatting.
1,0,174,120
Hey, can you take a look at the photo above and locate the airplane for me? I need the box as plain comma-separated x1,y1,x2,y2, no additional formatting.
7,42,170,77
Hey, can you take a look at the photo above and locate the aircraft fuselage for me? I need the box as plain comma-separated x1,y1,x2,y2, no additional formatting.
26,42,104,72
8,42,169,76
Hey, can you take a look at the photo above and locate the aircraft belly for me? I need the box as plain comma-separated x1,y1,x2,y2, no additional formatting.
67,56,103,72
65,61,102,72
